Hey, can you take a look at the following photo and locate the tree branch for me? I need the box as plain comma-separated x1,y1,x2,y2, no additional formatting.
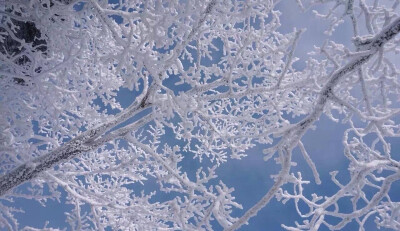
225,16,400,231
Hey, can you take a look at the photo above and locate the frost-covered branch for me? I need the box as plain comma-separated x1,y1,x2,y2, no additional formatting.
1,0,400,230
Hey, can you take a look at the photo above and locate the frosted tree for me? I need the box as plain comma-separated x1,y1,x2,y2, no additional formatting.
0,0,399,230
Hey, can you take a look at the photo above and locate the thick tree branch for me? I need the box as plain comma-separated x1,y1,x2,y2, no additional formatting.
0,110,152,197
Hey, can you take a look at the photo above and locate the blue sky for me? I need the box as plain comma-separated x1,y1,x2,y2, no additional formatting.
4,1,400,231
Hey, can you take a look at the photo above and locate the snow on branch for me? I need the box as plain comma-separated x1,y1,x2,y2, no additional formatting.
0,0,400,230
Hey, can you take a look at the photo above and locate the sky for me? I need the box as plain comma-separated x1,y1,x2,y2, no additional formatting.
4,1,400,231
